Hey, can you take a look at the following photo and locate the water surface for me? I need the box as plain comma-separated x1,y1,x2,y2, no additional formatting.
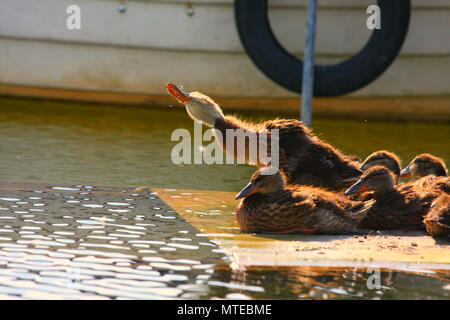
0,97,448,191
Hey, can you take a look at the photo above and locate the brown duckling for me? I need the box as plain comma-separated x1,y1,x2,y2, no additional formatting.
423,194,450,238
360,150,402,181
400,153,449,193
346,150,402,202
234,167,374,235
167,83,362,191
345,166,442,231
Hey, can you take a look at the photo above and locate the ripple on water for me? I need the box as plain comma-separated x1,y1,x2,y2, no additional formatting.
51,187,80,191
0,187,228,300
207,281,265,293
81,204,103,209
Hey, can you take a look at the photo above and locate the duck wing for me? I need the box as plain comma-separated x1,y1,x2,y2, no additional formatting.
425,194,450,227
263,120,362,190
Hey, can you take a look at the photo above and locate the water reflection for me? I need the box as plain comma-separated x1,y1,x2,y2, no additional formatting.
207,266,450,300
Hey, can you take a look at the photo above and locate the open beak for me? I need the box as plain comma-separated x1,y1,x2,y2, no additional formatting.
166,83,191,104
400,166,412,178
344,179,369,196
235,181,259,200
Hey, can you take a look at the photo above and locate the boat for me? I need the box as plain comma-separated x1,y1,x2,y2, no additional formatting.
0,0,449,118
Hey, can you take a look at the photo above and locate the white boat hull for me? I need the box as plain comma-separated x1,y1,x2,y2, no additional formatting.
0,0,449,101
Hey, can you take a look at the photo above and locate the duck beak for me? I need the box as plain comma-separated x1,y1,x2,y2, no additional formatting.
166,83,191,104
344,179,369,196
344,176,361,183
235,181,259,200
400,165,412,178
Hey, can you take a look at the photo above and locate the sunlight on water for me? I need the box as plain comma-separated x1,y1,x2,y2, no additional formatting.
0,184,226,299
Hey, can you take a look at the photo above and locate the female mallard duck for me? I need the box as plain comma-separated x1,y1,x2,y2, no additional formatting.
234,167,374,234
423,194,450,238
345,166,442,231
167,83,361,191
400,153,449,193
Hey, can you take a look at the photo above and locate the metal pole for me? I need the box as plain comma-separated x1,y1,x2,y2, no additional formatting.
301,0,317,127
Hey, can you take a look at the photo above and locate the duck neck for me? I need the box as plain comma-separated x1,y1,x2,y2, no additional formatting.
213,116,261,165
213,115,244,132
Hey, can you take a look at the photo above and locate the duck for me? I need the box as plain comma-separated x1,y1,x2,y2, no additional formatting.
234,167,374,234
400,153,449,193
345,166,442,231
423,194,450,238
348,150,401,201
359,150,402,182
346,150,401,202
166,83,362,191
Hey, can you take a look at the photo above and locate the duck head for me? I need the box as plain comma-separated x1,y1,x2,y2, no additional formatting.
400,153,448,178
166,83,224,127
235,167,285,200
360,150,401,180
345,166,395,196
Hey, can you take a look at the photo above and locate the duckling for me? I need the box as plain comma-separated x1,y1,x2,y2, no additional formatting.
400,153,449,193
234,167,374,234
167,83,362,191
346,150,402,202
359,150,402,181
423,194,450,238
401,154,447,178
345,166,442,231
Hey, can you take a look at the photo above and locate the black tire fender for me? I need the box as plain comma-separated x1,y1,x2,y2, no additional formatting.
234,0,411,97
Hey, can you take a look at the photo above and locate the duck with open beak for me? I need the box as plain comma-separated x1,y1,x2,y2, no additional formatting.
166,83,362,191
166,83,192,104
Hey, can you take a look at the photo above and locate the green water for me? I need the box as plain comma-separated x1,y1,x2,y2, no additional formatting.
0,97,449,192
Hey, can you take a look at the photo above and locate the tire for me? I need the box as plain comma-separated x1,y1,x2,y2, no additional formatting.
234,0,411,97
